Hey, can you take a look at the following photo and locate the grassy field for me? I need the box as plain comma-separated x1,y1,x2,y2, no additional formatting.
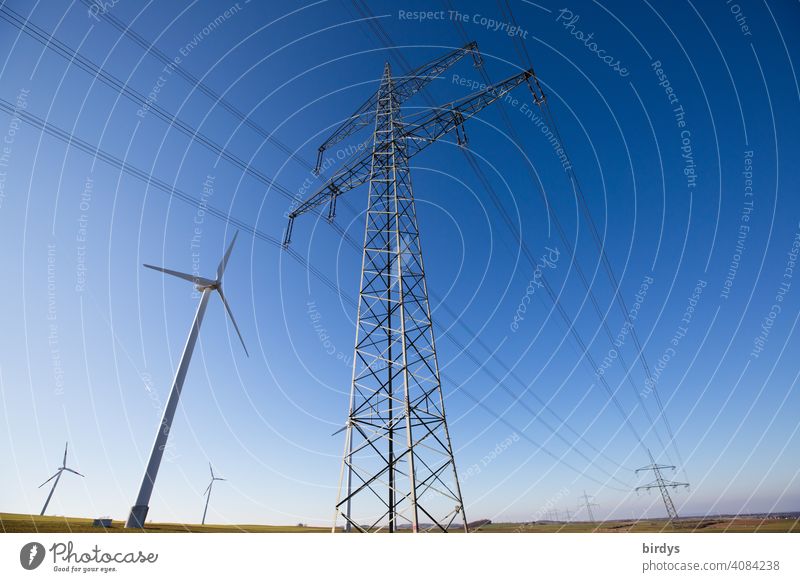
2,512,797,533
0,513,331,533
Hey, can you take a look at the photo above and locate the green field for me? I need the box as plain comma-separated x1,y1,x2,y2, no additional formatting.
2,512,797,533
0,513,331,533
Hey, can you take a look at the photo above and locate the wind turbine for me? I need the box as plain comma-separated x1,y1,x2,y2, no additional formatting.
125,231,248,528
39,442,84,516
201,463,226,525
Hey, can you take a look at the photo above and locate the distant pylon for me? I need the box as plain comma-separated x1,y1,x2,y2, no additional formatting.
579,490,599,522
635,449,689,520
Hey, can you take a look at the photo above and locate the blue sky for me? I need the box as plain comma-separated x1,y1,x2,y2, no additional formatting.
0,0,798,526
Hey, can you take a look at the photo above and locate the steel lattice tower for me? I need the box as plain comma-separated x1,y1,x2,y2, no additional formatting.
335,63,466,533
635,449,689,521
282,43,542,532
579,490,599,523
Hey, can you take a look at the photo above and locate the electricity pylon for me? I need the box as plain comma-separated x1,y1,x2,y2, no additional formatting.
579,490,599,522
635,449,689,521
284,43,544,532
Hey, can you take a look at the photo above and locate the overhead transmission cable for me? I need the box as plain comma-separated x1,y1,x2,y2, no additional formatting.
347,0,651,455
1,3,638,481
0,95,631,490
440,0,675,463
496,0,685,471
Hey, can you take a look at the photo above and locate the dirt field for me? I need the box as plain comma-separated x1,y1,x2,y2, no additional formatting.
475,517,799,533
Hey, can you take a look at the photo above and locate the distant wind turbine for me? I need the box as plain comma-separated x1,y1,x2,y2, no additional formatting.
39,441,84,516
201,463,226,525
126,232,248,528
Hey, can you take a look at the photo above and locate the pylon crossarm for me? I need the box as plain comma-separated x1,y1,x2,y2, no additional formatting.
636,463,676,473
314,41,481,172
289,151,374,221
401,69,533,153
287,70,534,231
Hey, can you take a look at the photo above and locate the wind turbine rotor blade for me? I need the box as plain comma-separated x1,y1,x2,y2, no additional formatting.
63,442,68,467
39,471,60,488
143,264,215,287
203,482,212,496
217,288,249,357
216,231,239,280
64,468,84,477
209,462,214,479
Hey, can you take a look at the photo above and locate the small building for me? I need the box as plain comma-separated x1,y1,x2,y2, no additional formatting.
92,517,113,528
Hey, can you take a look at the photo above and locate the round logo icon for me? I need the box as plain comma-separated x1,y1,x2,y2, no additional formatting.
20,542,46,570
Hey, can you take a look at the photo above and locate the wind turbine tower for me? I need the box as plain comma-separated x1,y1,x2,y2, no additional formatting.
201,463,226,525
38,441,84,516
125,232,248,528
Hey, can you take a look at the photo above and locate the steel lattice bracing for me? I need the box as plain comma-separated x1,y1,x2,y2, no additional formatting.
285,44,541,532
314,42,482,173
334,63,467,533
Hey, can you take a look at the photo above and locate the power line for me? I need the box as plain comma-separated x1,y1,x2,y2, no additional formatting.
347,0,650,456
498,0,686,473
441,0,675,463
2,2,643,484
0,96,631,491
48,0,641,474
77,0,315,172
0,6,301,202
